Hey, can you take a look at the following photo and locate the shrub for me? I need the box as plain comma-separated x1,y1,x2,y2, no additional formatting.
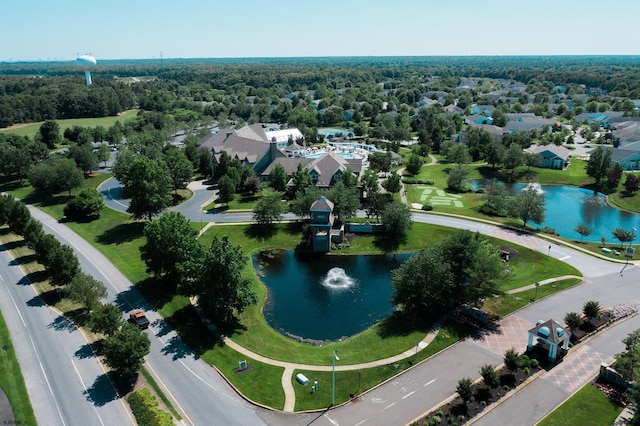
583,300,601,321
126,388,173,426
432,415,441,423
480,364,499,387
523,367,530,376
530,359,539,369
402,177,434,185
519,354,530,368
421,203,433,211
456,377,474,402
504,348,520,374
540,226,559,236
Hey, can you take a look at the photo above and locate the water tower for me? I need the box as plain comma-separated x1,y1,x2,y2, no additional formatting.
76,54,96,86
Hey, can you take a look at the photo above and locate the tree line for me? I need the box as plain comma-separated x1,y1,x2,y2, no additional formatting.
0,194,150,376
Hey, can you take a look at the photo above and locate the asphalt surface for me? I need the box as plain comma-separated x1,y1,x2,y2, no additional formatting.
0,232,133,426
7,178,640,425
28,206,265,426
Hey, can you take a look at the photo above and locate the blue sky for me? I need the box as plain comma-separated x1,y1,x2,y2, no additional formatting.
3,0,640,61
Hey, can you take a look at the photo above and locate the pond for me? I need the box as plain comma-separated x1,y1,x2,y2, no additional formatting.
484,181,640,242
252,250,412,343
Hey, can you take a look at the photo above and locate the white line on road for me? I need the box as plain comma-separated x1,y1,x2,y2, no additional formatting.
71,359,105,426
559,255,571,261
424,378,437,387
383,402,396,410
107,186,129,208
324,413,340,425
0,273,4,282
354,420,368,426
402,390,417,399
4,282,66,425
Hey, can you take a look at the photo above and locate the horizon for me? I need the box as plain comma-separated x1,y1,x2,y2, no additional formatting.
3,53,640,65
4,0,640,62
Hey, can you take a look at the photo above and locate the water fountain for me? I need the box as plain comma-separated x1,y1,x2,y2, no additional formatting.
321,267,356,290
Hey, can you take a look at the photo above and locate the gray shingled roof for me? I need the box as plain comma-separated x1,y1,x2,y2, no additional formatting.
528,144,571,161
310,196,334,212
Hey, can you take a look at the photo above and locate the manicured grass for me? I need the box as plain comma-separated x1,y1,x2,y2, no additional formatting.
5,177,587,410
0,109,139,139
538,382,623,426
0,307,37,424
482,278,582,318
293,322,472,410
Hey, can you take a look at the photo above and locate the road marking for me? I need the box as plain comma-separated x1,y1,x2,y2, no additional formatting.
3,281,66,425
383,402,396,410
323,413,339,425
145,361,195,426
0,273,4,282
354,420,368,426
559,255,571,261
402,390,416,399
71,359,105,426
107,186,129,208
424,378,437,387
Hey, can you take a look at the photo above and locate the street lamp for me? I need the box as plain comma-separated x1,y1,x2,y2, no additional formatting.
332,350,339,406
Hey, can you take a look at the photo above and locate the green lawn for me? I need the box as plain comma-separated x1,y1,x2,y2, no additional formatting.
538,382,623,426
0,109,139,139
0,309,37,424
4,177,586,410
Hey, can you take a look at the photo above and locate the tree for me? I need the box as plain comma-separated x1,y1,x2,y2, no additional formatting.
289,186,321,220
340,167,359,189
509,186,546,227
64,188,104,220
23,218,44,249
361,167,379,198
90,304,123,337
456,377,474,402
502,143,524,173
504,348,520,376
612,227,634,248
140,211,199,281
437,230,506,306
55,158,85,196
607,163,624,190
181,236,258,322
574,224,592,243
405,155,424,176
38,119,61,149
484,141,506,169
269,163,288,192
67,143,98,176
480,180,510,216
447,164,471,193
65,272,108,311
479,364,499,388
7,200,31,236
523,152,542,171
446,143,471,165
327,182,360,222
583,300,601,322
381,200,412,244
46,244,80,286
96,143,111,168
112,148,136,184
243,175,261,196
217,175,236,205
366,192,391,222
102,322,151,375
585,145,612,186
563,312,583,331
368,151,392,173
34,233,60,267
382,173,402,195
122,156,172,221
391,249,454,319
163,146,193,194
252,189,286,225
290,163,312,196
624,173,640,194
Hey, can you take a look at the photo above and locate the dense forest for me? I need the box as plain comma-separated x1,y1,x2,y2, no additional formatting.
1,56,640,130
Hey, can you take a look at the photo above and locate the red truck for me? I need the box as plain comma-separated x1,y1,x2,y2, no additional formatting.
129,310,150,330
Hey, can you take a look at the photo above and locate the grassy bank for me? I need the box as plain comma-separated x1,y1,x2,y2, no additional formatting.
538,382,623,426
0,109,139,139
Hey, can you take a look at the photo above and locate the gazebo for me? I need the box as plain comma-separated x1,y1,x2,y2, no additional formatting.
527,319,570,361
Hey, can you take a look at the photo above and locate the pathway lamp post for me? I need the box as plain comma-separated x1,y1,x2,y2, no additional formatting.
332,350,339,406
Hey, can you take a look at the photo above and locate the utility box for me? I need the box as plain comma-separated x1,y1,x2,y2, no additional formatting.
295,373,309,385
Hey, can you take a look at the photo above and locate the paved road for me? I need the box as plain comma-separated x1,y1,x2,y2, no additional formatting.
28,207,266,426
0,236,133,426
14,180,638,425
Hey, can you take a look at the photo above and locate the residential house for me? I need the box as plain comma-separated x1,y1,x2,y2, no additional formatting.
527,144,571,170
604,147,640,171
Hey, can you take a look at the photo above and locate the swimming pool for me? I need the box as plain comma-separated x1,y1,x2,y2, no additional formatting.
318,128,353,137
305,152,356,159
